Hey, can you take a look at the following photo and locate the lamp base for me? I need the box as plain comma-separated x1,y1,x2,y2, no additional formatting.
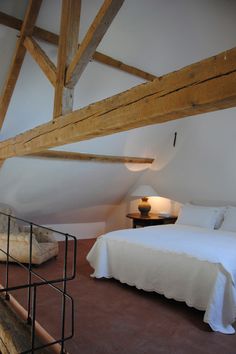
138,197,151,217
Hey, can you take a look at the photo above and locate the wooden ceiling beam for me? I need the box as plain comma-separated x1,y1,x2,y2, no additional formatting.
92,51,156,81
0,11,23,30
66,0,124,88
0,47,235,159
53,0,81,118
0,1,42,129
23,36,57,86
0,10,156,82
27,150,154,164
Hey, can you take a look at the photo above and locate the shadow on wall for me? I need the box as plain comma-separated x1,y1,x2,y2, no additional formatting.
124,121,184,172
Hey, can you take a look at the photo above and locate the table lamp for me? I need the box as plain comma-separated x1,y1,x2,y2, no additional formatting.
131,185,158,217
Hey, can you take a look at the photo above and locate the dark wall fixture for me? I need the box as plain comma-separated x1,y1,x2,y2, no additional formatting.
173,132,177,147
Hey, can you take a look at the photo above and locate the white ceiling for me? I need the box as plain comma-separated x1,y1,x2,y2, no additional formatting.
0,0,235,224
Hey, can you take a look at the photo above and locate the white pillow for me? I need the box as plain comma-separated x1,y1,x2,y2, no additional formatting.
189,203,226,229
220,206,236,232
176,204,225,229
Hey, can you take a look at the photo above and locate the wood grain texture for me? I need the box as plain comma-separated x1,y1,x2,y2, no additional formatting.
0,1,42,129
0,10,156,82
27,150,154,164
0,284,61,354
66,0,125,87
0,296,52,353
0,47,236,159
24,36,57,86
53,0,81,118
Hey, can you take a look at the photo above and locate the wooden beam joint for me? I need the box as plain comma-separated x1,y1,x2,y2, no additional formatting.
53,0,81,118
66,0,125,88
0,10,156,82
23,36,57,86
0,47,235,160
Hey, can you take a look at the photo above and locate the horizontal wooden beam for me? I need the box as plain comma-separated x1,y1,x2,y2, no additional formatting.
27,150,154,164
0,47,236,159
23,36,57,86
66,0,124,87
0,11,23,30
0,11,156,82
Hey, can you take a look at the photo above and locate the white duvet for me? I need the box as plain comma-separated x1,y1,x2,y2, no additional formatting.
87,224,236,334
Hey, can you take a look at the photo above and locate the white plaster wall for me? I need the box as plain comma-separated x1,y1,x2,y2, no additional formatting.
0,155,149,222
139,108,236,204
106,107,236,232
46,222,105,240
0,0,236,237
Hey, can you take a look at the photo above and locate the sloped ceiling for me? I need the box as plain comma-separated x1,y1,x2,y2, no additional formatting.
0,0,236,223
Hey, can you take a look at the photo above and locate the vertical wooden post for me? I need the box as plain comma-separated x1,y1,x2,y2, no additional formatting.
53,0,81,118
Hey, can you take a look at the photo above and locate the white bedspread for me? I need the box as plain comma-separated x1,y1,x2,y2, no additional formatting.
87,224,236,334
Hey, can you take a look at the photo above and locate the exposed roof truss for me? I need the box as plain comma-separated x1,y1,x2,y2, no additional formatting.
0,1,235,166
0,0,156,165
0,45,235,163
0,10,156,82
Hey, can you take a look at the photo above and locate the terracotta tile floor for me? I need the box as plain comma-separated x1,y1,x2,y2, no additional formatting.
1,239,236,354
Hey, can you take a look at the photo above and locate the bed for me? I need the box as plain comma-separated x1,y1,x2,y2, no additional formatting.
87,204,236,334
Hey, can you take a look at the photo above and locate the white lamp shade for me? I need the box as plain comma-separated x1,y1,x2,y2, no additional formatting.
130,185,158,197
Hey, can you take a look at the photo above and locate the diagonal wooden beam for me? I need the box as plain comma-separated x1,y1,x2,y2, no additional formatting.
65,0,125,88
0,10,156,81
0,1,42,129
23,36,57,86
0,47,236,160
92,51,156,81
53,0,81,118
27,150,154,164
0,11,23,30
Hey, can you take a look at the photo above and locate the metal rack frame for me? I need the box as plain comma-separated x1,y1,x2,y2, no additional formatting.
0,211,77,353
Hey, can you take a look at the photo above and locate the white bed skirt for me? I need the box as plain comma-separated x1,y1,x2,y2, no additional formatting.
87,226,236,334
